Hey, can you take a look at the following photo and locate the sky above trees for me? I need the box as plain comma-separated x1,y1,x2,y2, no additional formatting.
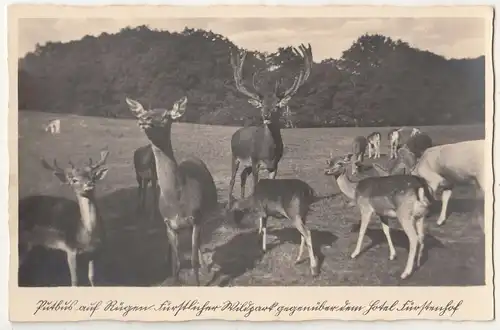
18,17,486,61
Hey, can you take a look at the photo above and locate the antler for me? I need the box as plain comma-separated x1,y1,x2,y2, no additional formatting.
280,43,313,99
230,49,261,100
40,157,65,173
89,149,109,170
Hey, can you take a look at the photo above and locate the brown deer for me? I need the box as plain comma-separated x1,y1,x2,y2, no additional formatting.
226,44,313,209
18,149,110,286
324,154,433,279
133,144,158,221
228,178,320,276
126,96,218,286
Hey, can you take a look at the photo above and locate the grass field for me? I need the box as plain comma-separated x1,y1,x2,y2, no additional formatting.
17,110,486,287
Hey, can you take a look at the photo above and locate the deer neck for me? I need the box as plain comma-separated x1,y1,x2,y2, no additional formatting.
76,193,99,233
146,125,183,217
336,170,358,200
264,121,283,147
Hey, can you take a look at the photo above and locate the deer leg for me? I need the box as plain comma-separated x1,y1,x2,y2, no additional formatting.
368,144,373,159
437,189,453,226
136,177,143,213
251,161,260,195
268,165,278,179
151,178,158,223
66,250,78,286
295,235,305,264
293,216,318,276
165,224,181,283
191,224,202,286
88,258,95,287
351,205,373,259
240,167,252,199
415,216,425,268
379,216,396,261
142,179,149,218
227,157,239,209
399,218,418,279
259,216,268,252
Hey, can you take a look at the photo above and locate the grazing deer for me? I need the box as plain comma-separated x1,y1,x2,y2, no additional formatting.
227,43,313,209
367,132,381,159
133,144,158,221
18,149,109,286
229,178,319,276
44,119,61,134
126,96,218,286
324,154,433,279
350,136,368,175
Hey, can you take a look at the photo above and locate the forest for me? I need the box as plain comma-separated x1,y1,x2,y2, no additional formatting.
18,25,485,128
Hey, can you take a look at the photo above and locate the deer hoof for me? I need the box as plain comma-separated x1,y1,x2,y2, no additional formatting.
350,251,359,259
400,271,410,280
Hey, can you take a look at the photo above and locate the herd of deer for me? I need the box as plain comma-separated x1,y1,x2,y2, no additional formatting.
18,44,486,287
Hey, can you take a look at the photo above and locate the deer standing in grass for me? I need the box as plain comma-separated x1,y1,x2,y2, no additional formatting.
227,44,313,209
367,132,381,159
229,178,320,276
350,136,368,175
18,149,109,286
324,154,433,279
133,144,158,221
126,96,218,286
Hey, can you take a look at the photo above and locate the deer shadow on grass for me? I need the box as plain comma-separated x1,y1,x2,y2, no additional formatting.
349,222,445,269
19,186,228,287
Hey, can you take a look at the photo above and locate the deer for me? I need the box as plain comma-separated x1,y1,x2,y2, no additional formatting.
226,43,313,210
126,96,218,286
18,149,109,286
324,153,433,279
372,139,485,228
228,178,320,276
351,136,368,175
367,131,381,159
44,119,61,134
388,128,402,159
133,144,158,222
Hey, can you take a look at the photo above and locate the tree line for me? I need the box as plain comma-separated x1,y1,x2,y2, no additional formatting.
18,25,485,128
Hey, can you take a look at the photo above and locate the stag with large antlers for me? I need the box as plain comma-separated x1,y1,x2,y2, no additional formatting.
18,149,109,286
226,44,313,209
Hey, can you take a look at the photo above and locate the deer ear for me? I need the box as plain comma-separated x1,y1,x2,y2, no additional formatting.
126,98,146,117
171,96,187,119
54,171,69,184
247,99,262,108
278,95,292,107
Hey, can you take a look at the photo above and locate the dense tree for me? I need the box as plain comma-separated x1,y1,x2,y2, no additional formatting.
18,27,485,127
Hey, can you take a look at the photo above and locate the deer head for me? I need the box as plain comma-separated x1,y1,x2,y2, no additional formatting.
230,44,313,125
41,149,109,197
324,153,352,177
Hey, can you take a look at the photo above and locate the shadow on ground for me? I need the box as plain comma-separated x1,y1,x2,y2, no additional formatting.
18,186,228,287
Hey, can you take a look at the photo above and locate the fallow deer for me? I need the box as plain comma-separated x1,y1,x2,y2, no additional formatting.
226,43,313,209
133,144,158,222
229,178,319,276
126,96,218,286
18,149,109,286
350,136,368,175
388,128,402,159
324,154,433,279
44,119,61,134
367,131,381,159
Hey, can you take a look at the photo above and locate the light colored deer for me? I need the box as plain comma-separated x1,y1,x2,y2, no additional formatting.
387,128,402,159
126,96,218,286
227,43,313,210
44,119,61,134
229,178,320,276
324,154,433,279
350,136,368,175
18,149,109,286
367,131,381,159
372,139,484,228
133,144,158,221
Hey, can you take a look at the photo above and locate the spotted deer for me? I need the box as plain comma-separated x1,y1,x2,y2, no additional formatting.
324,154,433,279
367,131,381,159
133,144,158,222
18,149,109,286
227,43,313,210
44,119,61,134
126,96,218,286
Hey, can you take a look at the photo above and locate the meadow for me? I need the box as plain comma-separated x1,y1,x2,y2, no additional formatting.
17,110,486,287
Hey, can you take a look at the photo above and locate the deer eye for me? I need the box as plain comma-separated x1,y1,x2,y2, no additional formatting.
70,178,79,184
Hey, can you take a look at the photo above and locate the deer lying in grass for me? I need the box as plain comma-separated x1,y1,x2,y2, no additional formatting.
18,149,109,286
324,154,433,279
126,96,218,286
228,178,320,276
367,132,381,159
373,139,485,228
133,144,158,221
350,136,368,175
